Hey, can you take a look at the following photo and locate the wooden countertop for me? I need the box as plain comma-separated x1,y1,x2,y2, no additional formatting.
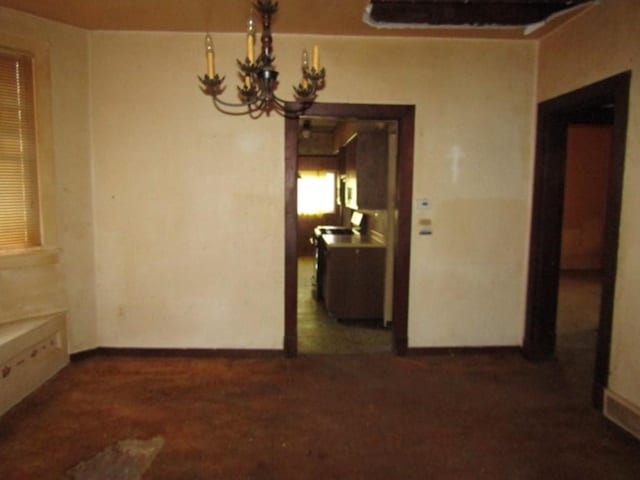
323,233,386,248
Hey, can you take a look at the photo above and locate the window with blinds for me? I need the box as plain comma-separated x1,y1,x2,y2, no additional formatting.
297,171,336,215
0,49,41,249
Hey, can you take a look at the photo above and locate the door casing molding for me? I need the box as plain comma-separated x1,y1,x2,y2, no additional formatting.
523,71,631,409
284,103,415,356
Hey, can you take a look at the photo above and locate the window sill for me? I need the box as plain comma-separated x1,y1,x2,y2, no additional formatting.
0,247,61,270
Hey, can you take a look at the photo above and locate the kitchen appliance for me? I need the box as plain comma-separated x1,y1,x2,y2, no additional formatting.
310,212,365,300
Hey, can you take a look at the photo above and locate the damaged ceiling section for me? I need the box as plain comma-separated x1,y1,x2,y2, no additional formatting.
364,0,595,30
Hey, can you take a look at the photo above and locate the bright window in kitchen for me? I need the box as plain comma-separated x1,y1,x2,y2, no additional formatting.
297,171,335,215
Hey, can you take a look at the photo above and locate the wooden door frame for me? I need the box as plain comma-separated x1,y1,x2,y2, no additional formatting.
523,71,631,409
284,103,415,357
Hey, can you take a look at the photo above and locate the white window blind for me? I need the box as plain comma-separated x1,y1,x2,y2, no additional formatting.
0,49,40,248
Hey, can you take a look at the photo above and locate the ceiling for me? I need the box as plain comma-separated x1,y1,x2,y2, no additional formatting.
0,0,595,39
367,0,593,27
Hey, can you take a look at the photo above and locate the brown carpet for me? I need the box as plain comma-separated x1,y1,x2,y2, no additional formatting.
0,351,639,479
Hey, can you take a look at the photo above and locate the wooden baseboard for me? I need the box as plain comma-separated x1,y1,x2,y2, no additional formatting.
69,348,98,362
592,383,605,411
605,390,640,440
70,347,283,362
283,335,297,358
406,346,522,356
71,346,521,361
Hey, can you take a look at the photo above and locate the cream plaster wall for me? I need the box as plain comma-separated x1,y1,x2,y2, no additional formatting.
538,0,640,408
91,32,285,348
90,32,536,349
0,9,96,351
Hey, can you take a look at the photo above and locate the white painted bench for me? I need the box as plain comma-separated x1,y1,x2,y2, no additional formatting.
0,313,68,415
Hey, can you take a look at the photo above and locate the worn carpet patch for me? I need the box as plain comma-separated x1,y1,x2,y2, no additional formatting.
66,436,164,480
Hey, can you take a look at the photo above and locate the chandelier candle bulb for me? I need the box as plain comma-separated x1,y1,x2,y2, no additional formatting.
205,34,215,77
247,11,256,62
312,45,319,70
301,49,309,87
247,35,255,62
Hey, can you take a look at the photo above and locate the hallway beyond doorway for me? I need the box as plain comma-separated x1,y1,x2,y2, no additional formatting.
556,270,602,404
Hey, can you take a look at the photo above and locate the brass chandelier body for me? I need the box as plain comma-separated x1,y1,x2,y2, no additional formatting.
199,0,326,118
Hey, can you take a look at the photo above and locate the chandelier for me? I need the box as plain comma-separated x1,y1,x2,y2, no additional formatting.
199,0,326,118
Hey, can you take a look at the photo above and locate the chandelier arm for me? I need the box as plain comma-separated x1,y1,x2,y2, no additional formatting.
211,95,260,109
206,84,312,118
268,94,287,107
283,105,312,118
270,92,313,117
249,108,265,120
248,99,268,119
265,96,293,116
211,97,256,116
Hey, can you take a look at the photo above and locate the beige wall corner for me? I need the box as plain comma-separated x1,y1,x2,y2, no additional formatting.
538,0,640,410
0,8,98,352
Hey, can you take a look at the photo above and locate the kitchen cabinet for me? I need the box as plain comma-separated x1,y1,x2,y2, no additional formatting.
322,237,385,319
343,130,388,210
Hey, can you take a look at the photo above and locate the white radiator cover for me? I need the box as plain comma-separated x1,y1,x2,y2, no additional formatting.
0,313,68,416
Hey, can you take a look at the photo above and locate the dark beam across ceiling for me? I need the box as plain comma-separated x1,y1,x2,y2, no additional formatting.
369,0,593,26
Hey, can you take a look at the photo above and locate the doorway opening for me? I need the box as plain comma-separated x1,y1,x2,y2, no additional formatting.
296,117,397,354
284,103,415,357
557,120,613,401
524,72,630,410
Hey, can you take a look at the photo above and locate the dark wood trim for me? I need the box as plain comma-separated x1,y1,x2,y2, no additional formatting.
71,347,282,361
284,103,415,356
523,71,631,410
523,112,567,360
603,416,640,443
407,346,522,356
69,348,100,362
592,74,630,409
284,114,299,357
593,384,605,411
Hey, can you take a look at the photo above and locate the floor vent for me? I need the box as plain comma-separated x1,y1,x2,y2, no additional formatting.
605,391,640,440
